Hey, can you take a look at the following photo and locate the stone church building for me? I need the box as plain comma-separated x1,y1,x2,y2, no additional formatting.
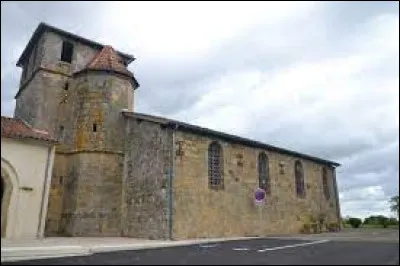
2,23,341,240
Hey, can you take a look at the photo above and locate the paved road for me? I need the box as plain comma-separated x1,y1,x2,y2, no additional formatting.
3,238,399,265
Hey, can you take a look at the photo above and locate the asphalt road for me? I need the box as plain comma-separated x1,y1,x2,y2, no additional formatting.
3,238,399,265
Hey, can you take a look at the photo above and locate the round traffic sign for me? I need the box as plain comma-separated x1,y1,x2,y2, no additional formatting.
254,188,266,204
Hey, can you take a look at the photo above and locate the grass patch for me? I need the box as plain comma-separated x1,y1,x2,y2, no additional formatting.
362,224,385,228
343,223,399,229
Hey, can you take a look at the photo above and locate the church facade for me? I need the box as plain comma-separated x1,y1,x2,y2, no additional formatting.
10,23,341,240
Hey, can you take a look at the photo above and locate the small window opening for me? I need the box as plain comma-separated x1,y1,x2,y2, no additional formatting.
93,123,97,132
64,83,69,91
58,125,65,140
61,41,74,63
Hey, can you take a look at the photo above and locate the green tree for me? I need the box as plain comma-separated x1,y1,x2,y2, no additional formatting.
348,217,362,228
389,195,399,219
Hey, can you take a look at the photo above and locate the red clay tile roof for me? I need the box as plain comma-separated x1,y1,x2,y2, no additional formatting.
1,116,57,143
85,45,133,77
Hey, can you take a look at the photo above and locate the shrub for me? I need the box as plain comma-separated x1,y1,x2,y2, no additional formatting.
388,218,399,226
348,217,362,228
363,215,397,228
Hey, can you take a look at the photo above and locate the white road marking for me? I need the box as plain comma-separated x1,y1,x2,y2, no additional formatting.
233,248,250,251
257,239,330,252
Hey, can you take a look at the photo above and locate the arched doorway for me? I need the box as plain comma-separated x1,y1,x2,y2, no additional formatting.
1,171,10,238
1,177,4,203
1,163,16,238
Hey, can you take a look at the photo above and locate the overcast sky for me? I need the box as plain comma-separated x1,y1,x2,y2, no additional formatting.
1,1,399,219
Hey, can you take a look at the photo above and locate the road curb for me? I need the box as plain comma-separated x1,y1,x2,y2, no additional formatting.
1,236,262,262
1,245,93,262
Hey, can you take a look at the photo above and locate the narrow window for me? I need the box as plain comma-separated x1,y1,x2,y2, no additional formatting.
208,141,223,189
61,41,73,63
322,167,330,200
93,123,97,132
58,125,65,140
295,160,305,198
258,152,270,194
64,83,69,91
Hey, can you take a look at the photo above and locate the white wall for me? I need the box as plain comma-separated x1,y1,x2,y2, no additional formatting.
1,137,55,239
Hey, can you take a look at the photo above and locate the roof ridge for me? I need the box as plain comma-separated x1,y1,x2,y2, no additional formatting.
121,111,340,167
84,45,132,77
2,116,32,129
1,116,57,143
85,47,103,68
15,116,34,129
17,22,135,67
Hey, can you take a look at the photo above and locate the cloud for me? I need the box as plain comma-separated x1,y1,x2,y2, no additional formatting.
340,185,394,218
1,1,399,219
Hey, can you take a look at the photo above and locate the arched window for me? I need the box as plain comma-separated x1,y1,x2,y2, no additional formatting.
208,142,223,189
322,167,330,200
258,152,270,194
295,160,305,198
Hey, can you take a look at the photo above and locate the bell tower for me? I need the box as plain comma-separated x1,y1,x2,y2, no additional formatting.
13,22,138,136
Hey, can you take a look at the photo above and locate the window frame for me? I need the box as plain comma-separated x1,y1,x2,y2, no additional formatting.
60,41,74,63
258,152,270,194
322,167,330,200
208,141,224,190
295,160,305,198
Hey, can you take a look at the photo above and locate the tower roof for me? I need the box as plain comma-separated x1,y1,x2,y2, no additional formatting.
74,45,140,89
17,22,135,67
86,46,133,77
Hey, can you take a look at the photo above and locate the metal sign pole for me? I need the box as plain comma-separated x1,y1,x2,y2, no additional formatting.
258,204,263,235
254,188,266,235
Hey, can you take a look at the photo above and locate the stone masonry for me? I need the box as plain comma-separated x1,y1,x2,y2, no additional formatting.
172,131,340,240
122,118,172,239
11,23,341,240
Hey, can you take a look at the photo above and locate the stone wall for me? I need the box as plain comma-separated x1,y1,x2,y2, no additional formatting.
14,29,103,130
15,29,100,119
20,33,45,86
122,117,172,239
41,31,99,74
44,70,133,236
14,70,69,133
64,153,124,236
172,130,340,240
45,153,70,236
72,73,133,152
45,152,124,236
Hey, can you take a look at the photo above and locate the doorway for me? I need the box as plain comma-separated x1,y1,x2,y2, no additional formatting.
1,171,11,238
